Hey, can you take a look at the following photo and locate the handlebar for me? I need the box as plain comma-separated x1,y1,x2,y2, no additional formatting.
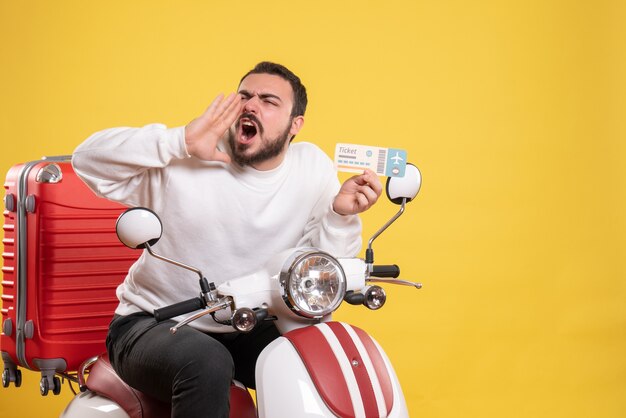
370,264,400,278
154,297,206,322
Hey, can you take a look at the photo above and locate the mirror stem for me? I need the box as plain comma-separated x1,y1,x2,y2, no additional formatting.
366,198,407,269
145,243,204,282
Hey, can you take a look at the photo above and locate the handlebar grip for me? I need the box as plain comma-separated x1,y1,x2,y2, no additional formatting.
371,264,401,278
154,297,205,322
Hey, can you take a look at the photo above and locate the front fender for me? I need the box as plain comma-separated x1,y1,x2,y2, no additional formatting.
256,322,408,418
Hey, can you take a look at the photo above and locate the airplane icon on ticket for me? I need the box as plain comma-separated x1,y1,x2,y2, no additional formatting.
390,152,404,165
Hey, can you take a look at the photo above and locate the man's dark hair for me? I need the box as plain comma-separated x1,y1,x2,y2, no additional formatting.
240,62,308,117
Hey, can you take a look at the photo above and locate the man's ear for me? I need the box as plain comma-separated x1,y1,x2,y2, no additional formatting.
290,115,305,137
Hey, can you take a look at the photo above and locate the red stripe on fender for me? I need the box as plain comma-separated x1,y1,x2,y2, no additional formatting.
353,326,394,415
285,326,355,417
327,322,380,417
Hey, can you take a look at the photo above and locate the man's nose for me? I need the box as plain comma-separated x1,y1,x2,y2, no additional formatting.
242,95,260,113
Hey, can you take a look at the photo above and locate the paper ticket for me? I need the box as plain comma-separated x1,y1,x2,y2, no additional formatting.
334,143,407,177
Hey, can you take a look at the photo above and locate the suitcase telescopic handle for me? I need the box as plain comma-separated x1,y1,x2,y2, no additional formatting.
153,297,206,322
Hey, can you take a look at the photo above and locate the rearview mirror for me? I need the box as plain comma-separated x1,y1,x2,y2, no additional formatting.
385,163,421,204
115,207,163,249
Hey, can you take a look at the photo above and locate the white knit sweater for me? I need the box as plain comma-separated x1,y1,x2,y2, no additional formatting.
72,124,362,332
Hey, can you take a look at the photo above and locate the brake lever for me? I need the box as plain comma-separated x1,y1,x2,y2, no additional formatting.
365,277,423,289
170,298,233,334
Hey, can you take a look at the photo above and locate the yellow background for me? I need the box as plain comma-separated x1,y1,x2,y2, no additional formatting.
1,0,625,417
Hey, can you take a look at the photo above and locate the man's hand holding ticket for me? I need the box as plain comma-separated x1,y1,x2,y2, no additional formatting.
334,143,408,177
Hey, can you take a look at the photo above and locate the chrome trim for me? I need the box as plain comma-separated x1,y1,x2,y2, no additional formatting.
279,250,346,319
35,163,63,183
365,277,422,289
363,285,387,310
231,308,257,332
169,299,232,334
144,243,204,282
77,355,100,390
367,198,406,272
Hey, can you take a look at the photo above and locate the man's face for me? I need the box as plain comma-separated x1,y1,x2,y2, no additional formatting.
228,73,303,170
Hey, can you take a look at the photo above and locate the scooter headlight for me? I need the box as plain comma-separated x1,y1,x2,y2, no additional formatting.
279,250,346,318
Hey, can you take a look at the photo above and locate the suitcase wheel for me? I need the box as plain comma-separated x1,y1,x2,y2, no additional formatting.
53,376,62,395
39,377,48,395
2,368,21,388
39,375,61,396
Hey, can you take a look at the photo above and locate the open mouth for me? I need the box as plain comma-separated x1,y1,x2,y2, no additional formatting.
238,114,262,144
240,120,257,142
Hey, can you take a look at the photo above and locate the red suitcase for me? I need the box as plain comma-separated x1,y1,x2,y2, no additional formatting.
1,156,138,395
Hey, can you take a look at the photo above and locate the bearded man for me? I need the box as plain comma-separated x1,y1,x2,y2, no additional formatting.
72,61,382,418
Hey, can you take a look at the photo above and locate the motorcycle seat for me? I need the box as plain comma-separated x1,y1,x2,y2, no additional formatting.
86,354,256,418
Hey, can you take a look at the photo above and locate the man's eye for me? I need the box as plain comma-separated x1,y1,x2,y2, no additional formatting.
264,99,277,105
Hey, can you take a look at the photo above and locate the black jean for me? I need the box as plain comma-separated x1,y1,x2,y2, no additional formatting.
106,312,280,418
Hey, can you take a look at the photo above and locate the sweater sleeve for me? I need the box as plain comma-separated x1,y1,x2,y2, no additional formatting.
296,166,363,258
71,124,189,208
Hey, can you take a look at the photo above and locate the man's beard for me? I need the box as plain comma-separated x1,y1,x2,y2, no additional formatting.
228,122,292,167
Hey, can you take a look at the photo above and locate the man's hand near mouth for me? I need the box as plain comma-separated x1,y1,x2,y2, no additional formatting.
185,93,243,163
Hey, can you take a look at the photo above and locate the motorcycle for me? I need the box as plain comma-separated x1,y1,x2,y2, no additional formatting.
59,163,423,418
